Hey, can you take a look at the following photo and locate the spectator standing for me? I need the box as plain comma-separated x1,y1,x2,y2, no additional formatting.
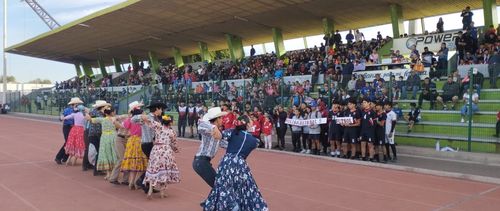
461,6,473,30
250,45,256,57
346,30,354,44
354,29,365,42
342,60,354,89
334,30,342,46
437,43,449,75
437,17,444,33
488,50,500,88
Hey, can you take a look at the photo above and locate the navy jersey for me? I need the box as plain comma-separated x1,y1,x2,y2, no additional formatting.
360,109,376,132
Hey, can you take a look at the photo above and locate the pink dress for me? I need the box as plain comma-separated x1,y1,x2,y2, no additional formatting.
64,112,86,158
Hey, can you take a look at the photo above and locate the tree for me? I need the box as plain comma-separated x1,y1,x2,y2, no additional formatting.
28,78,52,84
0,75,16,83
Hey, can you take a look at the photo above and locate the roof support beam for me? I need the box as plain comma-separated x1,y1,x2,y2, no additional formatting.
198,42,211,63
483,0,498,29
97,59,108,77
74,63,83,78
112,58,122,72
172,47,184,67
322,17,334,35
148,51,160,73
389,4,404,38
81,62,94,78
272,28,286,57
225,34,244,61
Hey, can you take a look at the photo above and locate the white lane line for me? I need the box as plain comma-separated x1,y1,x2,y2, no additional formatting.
0,183,41,211
433,186,500,211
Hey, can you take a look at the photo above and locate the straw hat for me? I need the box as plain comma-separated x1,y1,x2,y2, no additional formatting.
92,100,111,108
67,97,83,105
128,101,144,113
202,107,228,121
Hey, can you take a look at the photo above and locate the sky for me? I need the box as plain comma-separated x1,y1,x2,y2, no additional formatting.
1,1,499,84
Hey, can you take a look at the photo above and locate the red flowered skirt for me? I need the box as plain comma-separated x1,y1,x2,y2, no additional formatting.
64,126,85,158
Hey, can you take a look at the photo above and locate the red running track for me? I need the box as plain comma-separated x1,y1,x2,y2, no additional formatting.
0,115,499,211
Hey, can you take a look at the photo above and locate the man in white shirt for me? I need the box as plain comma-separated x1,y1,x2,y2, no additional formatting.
384,102,398,161
460,89,479,123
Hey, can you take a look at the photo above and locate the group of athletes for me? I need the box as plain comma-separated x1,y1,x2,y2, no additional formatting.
327,99,398,162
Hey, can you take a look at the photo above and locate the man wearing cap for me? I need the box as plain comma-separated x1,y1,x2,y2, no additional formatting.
194,107,227,204
132,100,166,192
84,100,111,174
55,97,83,165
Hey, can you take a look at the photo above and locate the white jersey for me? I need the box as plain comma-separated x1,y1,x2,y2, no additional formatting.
385,110,397,134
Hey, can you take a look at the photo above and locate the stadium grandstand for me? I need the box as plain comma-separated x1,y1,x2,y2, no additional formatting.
3,0,500,155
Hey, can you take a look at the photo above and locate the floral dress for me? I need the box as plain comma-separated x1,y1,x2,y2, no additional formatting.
143,121,180,190
92,117,118,171
204,130,268,211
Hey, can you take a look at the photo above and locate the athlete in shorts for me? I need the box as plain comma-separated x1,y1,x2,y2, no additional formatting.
328,102,343,157
341,99,360,159
359,99,376,161
384,101,398,161
374,102,387,163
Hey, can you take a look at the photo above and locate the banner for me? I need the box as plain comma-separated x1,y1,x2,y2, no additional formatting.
353,68,429,81
393,30,461,55
335,117,353,125
457,64,490,78
285,118,327,126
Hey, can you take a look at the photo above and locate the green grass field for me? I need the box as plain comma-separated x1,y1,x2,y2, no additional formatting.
395,125,495,139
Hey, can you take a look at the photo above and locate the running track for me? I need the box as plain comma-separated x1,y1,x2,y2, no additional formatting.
0,116,499,211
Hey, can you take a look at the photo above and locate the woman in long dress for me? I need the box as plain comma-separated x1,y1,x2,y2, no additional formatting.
63,105,86,166
143,115,180,199
87,107,119,180
204,115,268,211
121,108,148,190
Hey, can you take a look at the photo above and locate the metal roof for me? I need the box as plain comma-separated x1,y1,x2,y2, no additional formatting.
6,0,486,66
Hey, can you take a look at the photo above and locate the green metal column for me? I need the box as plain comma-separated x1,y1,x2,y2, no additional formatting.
172,47,184,67
112,58,122,72
389,4,404,38
198,42,211,62
81,62,94,78
225,34,245,61
483,0,498,28
272,28,286,57
97,59,108,77
148,51,160,73
129,55,139,69
74,63,83,78
322,17,334,35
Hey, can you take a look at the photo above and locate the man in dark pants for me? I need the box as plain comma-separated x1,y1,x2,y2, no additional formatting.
177,101,187,137
274,106,288,150
55,97,83,164
418,77,437,110
85,100,110,175
132,100,166,193
194,107,227,206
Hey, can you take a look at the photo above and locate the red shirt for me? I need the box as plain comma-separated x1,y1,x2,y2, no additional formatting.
262,121,273,135
222,112,236,130
252,121,261,137
497,111,500,121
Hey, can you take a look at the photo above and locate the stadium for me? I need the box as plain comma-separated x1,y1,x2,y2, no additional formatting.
0,0,499,210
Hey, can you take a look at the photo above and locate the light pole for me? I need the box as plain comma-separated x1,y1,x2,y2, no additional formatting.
2,0,7,104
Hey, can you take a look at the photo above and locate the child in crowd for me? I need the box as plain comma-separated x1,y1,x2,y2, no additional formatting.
405,102,420,133
291,109,303,152
262,115,273,150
